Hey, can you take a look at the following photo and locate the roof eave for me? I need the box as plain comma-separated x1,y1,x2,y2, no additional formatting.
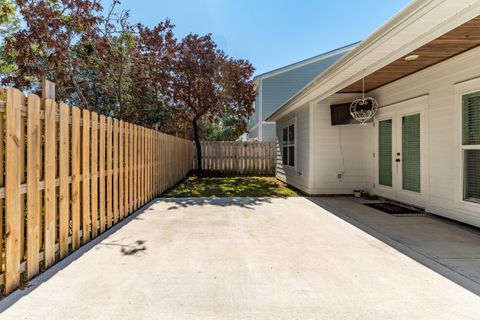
266,0,480,121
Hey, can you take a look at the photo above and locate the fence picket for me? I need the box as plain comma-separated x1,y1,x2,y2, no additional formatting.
106,117,113,228
44,99,56,268
99,115,106,233
113,119,119,224
26,94,41,278
58,102,69,258
0,99,4,277
5,88,22,294
123,122,128,217
71,107,81,250
19,94,25,264
91,112,99,238
119,121,124,220
82,110,91,243
129,123,133,213
133,125,137,209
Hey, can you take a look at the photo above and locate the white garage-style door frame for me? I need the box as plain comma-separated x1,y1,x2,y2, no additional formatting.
374,96,428,208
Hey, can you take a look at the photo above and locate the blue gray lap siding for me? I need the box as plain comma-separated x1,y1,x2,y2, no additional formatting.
247,43,357,141
261,52,347,121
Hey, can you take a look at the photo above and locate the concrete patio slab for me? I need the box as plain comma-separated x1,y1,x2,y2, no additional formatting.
1,197,480,319
310,197,480,291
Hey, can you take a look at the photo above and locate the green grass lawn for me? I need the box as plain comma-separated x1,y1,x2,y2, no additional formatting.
162,175,300,197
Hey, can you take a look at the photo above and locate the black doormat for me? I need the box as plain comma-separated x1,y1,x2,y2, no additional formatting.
365,202,425,217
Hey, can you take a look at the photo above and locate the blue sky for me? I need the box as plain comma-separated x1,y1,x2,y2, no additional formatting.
107,0,411,75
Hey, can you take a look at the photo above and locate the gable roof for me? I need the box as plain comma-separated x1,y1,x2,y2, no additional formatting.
254,42,359,82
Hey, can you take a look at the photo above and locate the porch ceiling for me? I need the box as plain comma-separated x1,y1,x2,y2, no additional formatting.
339,16,480,93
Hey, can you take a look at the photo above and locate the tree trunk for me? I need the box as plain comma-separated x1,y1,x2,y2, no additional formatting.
193,118,202,170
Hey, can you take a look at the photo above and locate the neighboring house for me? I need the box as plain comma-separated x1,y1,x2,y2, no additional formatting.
247,43,357,141
267,0,480,228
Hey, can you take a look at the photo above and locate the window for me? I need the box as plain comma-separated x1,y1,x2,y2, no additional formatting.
282,124,295,167
462,91,480,204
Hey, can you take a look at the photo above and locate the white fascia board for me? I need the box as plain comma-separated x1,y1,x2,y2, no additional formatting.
267,0,480,121
253,43,358,82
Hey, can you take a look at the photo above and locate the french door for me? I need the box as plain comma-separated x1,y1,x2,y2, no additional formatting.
374,97,427,208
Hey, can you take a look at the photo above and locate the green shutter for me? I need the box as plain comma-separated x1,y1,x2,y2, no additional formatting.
402,114,421,193
378,120,392,187
464,150,480,203
462,92,480,145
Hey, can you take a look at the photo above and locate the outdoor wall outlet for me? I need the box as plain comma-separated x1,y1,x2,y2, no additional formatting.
298,171,303,176
337,173,343,179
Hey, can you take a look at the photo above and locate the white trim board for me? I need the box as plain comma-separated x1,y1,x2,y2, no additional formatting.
253,43,357,81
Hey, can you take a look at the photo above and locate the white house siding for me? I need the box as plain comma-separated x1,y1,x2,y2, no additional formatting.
262,123,277,141
369,45,480,227
310,94,372,195
275,104,311,193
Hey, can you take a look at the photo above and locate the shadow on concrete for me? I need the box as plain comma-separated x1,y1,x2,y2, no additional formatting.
159,197,276,210
307,196,480,297
0,199,157,312
96,239,147,256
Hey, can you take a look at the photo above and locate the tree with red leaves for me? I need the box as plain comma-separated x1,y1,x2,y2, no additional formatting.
3,0,103,105
128,20,176,126
171,34,256,169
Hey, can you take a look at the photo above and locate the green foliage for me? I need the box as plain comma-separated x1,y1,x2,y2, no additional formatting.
205,115,245,141
0,0,19,37
162,176,299,197
0,0,20,78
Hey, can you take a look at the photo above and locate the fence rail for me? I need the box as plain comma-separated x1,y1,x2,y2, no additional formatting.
197,141,276,175
0,86,194,294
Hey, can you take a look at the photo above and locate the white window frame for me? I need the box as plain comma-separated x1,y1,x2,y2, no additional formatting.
454,77,480,211
282,118,296,169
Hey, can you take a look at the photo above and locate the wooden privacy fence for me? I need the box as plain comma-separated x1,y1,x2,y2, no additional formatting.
197,141,276,175
0,86,194,294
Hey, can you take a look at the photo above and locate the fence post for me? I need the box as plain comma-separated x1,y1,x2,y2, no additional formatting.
42,79,55,100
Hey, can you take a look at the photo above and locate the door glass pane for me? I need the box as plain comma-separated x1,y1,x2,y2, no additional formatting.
288,125,294,142
464,150,480,203
402,114,421,193
462,92,480,145
378,120,392,187
282,147,288,165
283,128,288,144
288,146,295,166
